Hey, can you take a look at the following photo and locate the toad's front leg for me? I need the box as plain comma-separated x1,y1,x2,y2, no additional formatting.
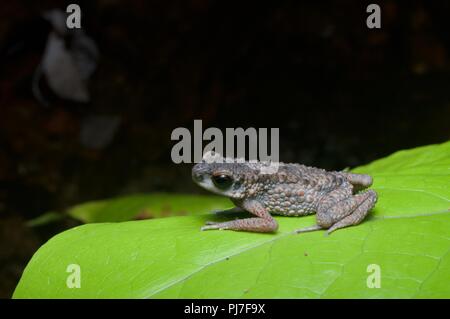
201,200,278,233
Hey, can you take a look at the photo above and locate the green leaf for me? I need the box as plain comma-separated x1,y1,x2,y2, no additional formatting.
26,193,232,226
67,193,232,223
14,141,450,298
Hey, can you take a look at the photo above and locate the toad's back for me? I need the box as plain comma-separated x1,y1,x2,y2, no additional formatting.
251,163,352,216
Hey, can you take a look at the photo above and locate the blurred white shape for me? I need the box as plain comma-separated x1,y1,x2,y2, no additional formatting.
71,32,99,80
34,9,99,104
41,32,90,102
43,9,67,35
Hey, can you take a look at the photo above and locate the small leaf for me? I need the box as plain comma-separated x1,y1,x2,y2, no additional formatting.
67,193,233,223
26,211,63,227
13,141,450,298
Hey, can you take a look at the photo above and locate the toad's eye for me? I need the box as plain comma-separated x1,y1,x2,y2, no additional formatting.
212,174,233,190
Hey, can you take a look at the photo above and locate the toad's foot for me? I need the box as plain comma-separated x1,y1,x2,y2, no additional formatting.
201,199,278,233
295,225,323,234
201,217,278,232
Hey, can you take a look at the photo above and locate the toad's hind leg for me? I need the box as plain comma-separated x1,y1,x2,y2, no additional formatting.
296,189,377,235
319,190,377,234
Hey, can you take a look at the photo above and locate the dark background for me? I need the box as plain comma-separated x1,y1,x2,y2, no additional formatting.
1,0,449,298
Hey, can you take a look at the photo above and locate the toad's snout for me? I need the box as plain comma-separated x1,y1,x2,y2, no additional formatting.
192,171,203,183
192,163,208,183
